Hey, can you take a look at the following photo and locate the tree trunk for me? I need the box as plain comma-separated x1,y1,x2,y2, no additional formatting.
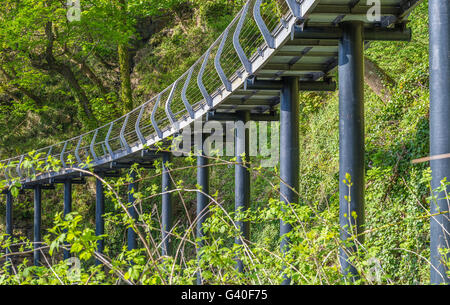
40,21,96,122
52,63,96,121
66,53,108,96
0,66,44,106
118,0,133,112
0,82,20,105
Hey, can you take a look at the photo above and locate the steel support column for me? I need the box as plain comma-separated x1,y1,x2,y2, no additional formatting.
161,152,172,257
95,175,105,265
128,170,138,251
63,179,72,260
280,76,299,285
33,185,42,266
429,0,450,284
196,134,209,285
235,110,250,273
338,21,365,279
5,191,12,271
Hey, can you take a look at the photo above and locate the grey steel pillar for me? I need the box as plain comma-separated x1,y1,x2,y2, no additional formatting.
338,21,365,279
95,175,105,265
63,179,72,260
429,0,450,284
161,152,172,256
5,191,12,271
196,134,209,285
128,170,138,251
235,110,250,273
280,76,299,285
33,185,42,266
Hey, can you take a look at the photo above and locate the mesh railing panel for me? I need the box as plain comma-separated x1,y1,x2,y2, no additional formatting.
0,0,298,183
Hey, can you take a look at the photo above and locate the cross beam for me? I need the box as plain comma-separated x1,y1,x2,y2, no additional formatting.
109,161,155,169
21,184,55,190
49,178,86,184
245,78,336,92
294,24,411,41
206,110,279,122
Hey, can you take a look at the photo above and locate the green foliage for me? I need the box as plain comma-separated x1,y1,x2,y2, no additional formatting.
0,0,448,285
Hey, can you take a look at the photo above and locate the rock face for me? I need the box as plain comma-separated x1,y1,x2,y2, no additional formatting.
129,14,170,103
130,15,169,72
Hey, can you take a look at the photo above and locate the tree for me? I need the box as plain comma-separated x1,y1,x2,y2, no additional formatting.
118,0,133,112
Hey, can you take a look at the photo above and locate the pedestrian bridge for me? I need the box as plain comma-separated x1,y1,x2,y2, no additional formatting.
0,0,416,184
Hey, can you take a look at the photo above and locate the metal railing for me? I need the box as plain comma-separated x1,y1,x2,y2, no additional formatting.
0,0,305,184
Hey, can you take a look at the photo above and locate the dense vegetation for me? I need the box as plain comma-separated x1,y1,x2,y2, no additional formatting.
0,0,447,284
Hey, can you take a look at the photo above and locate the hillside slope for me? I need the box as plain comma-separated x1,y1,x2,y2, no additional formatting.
0,1,437,284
